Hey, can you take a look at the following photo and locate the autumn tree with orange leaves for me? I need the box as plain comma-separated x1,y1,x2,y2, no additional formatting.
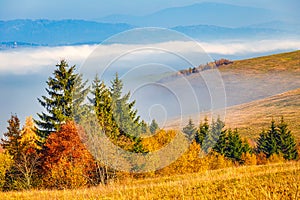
42,121,96,189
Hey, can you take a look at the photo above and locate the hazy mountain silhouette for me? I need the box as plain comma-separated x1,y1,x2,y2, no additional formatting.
99,2,282,27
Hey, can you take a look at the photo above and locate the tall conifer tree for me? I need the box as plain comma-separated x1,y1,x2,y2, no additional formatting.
89,75,117,139
149,119,159,134
182,118,197,141
110,73,140,138
35,60,88,141
1,115,22,158
196,117,209,146
256,118,298,160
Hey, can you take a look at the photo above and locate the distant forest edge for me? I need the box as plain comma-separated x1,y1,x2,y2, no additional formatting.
161,58,233,79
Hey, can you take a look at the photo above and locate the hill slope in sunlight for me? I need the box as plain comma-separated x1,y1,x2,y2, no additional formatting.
164,50,300,139
224,88,300,140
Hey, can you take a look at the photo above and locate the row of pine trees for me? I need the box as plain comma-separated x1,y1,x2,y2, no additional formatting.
0,60,299,191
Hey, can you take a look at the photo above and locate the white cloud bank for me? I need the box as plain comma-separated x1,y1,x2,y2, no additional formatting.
0,39,299,74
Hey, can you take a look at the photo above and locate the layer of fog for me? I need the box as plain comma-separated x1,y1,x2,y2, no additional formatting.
0,39,300,135
1,39,300,75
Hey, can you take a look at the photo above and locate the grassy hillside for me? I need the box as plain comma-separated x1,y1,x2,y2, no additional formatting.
165,50,300,140
219,50,300,74
1,162,299,199
166,87,300,140
219,50,300,140
224,88,300,140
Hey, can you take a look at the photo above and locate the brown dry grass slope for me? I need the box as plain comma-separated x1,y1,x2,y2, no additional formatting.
219,50,300,139
224,88,300,140
165,50,300,139
219,50,300,74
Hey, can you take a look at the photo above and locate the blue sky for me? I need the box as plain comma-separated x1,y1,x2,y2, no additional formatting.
0,0,299,21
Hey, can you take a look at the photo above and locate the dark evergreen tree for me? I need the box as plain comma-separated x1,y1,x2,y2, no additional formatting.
73,74,90,123
256,118,298,160
35,60,88,141
110,73,145,153
182,118,197,141
202,117,225,153
213,128,251,162
195,117,209,145
256,120,280,158
140,120,150,134
213,128,228,155
256,130,268,155
226,129,247,162
89,75,117,139
149,119,159,134
277,117,298,160
110,73,140,138
1,115,22,158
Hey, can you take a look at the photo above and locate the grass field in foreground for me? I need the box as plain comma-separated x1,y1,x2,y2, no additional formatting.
1,161,299,200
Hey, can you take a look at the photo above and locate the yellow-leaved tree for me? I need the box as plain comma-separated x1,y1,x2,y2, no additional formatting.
0,149,13,190
15,116,41,189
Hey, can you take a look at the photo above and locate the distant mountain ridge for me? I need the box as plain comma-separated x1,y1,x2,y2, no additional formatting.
0,2,298,47
0,20,293,48
98,2,281,27
0,19,135,46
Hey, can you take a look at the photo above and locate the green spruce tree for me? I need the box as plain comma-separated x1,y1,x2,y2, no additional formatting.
277,117,298,160
35,60,88,141
226,129,247,162
202,117,225,153
213,127,228,155
1,115,22,159
256,118,298,160
110,73,140,138
195,117,209,146
110,73,145,153
140,120,150,134
149,119,159,134
89,75,117,139
213,128,251,163
256,119,280,158
182,118,197,141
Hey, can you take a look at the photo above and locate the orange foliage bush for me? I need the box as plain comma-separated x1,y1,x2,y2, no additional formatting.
42,121,96,189
256,152,268,165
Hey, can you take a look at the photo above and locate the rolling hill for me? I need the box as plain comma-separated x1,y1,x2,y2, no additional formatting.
225,88,300,140
164,50,300,139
